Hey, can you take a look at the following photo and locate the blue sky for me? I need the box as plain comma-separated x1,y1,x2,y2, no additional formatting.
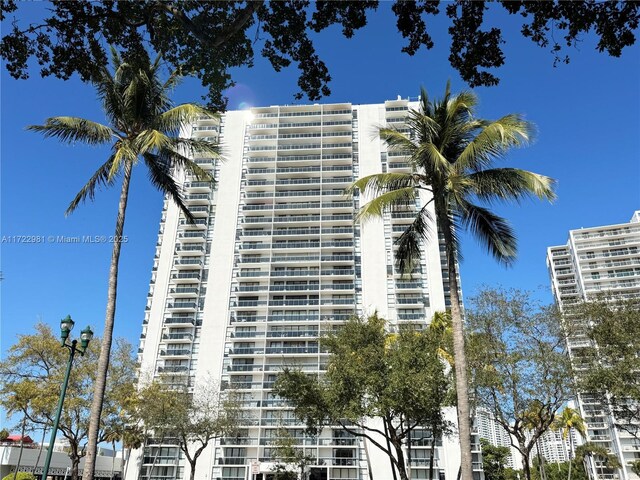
1,3,639,361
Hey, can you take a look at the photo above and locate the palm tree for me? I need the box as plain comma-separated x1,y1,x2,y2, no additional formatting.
28,48,220,480
552,406,586,480
575,442,622,479
102,428,121,479
348,83,555,480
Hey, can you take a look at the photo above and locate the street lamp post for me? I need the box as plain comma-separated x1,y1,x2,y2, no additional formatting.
41,316,93,480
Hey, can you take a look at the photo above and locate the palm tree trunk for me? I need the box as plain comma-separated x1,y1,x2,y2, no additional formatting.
567,433,573,480
441,217,474,480
82,161,134,480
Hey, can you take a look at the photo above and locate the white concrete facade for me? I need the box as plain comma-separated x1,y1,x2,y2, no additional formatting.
547,211,640,480
0,444,121,479
130,100,478,480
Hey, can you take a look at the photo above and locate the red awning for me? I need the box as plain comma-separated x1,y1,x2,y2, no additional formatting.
5,435,34,443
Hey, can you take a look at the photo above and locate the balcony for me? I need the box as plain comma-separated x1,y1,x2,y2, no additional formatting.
168,286,198,298
185,193,211,204
265,346,319,354
158,365,189,374
162,333,193,342
320,283,355,291
228,347,264,355
186,205,209,217
273,227,321,237
237,285,269,292
237,270,269,278
270,269,319,277
273,215,321,223
171,272,201,282
269,299,320,306
174,258,203,269
235,300,268,308
268,314,320,322
231,331,266,339
178,231,206,242
271,255,320,264
319,269,354,276
270,284,320,292
179,218,207,230
266,330,318,338
160,349,192,358
230,315,267,323
272,241,320,250
167,302,198,311
176,245,204,255
184,181,213,192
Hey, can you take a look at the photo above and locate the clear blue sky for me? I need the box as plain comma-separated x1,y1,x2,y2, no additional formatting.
1,4,639,363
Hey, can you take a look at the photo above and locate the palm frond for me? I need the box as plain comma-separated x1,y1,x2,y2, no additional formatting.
27,117,115,145
66,156,117,215
446,90,477,122
170,137,221,161
356,187,417,223
347,173,417,199
134,129,171,154
457,202,517,265
156,147,214,184
468,168,556,204
414,142,451,176
162,67,183,93
379,128,417,154
156,105,218,134
457,115,533,171
395,205,433,275
405,107,439,142
142,153,195,224
109,141,137,179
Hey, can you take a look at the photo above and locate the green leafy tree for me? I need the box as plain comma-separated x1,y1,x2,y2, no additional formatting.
130,377,239,480
270,428,316,480
529,459,589,480
0,323,136,480
629,460,640,477
551,407,586,480
133,380,185,480
466,288,573,480
568,296,640,438
2,2,639,106
348,85,555,480
274,313,453,480
0,430,8,441
480,438,511,480
172,381,240,480
575,442,622,479
2,473,35,480
27,49,219,480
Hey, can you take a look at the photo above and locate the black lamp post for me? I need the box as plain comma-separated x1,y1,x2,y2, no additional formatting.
41,316,93,480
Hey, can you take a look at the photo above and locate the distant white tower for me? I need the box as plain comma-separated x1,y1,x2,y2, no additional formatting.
547,211,640,480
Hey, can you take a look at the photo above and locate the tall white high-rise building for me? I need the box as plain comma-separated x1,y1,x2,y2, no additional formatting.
547,211,640,480
475,408,522,469
130,100,482,480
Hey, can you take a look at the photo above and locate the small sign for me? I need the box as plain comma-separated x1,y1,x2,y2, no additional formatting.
251,461,260,474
